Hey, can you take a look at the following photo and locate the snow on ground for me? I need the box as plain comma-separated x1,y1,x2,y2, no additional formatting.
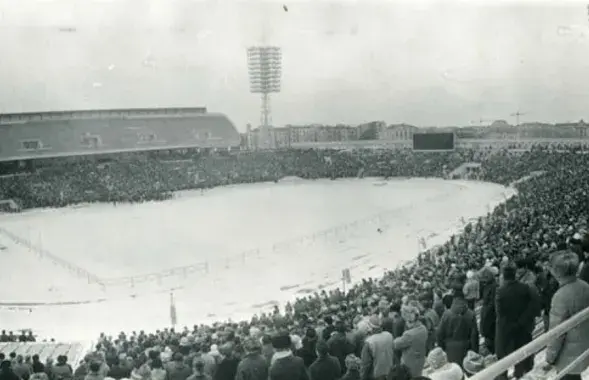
0,178,514,341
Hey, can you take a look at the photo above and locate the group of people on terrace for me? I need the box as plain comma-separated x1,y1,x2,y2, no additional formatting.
1,146,589,380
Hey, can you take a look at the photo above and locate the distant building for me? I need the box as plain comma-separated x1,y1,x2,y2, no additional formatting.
378,124,418,140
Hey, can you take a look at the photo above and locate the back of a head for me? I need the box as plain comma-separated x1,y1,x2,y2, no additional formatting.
89,362,101,373
549,249,580,280
150,358,163,370
502,263,517,281
193,357,205,373
315,340,329,357
1,360,11,372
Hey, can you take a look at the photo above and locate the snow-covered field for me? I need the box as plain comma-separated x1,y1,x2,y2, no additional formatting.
0,178,514,341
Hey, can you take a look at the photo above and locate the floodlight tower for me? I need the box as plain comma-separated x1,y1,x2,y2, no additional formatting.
247,46,282,128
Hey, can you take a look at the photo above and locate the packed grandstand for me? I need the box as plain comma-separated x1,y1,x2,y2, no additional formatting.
1,109,589,380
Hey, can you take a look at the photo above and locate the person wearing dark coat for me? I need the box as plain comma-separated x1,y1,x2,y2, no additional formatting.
537,265,560,333
269,333,309,380
495,263,540,380
327,320,354,374
436,289,479,366
308,341,341,380
165,353,191,380
478,267,497,354
0,361,21,380
213,344,239,380
322,316,335,341
235,338,268,380
296,328,318,368
389,302,406,366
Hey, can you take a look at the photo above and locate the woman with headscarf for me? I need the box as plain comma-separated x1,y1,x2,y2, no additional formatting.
392,302,428,378
424,348,463,380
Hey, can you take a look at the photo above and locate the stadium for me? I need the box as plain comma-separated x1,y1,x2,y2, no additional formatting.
1,105,589,380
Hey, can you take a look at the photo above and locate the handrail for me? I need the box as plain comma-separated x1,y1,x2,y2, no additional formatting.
554,346,589,380
470,304,589,380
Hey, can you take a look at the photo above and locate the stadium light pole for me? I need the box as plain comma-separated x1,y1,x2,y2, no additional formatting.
247,46,282,129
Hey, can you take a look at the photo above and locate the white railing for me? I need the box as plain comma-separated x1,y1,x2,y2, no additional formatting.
470,305,589,380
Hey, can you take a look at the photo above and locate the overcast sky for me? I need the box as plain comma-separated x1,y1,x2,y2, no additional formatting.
1,0,589,131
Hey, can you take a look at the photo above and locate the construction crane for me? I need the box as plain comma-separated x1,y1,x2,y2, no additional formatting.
510,111,527,126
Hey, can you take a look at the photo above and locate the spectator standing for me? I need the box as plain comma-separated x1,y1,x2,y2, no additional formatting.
478,266,497,354
213,343,238,380
51,356,73,380
543,250,589,380
463,271,480,310
12,356,31,380
296,328,317,369
0,361,20,380
437,289,479,367
340,355,362,380
326,319,353,374
186,358,210,380
392,302,428,378
360,316,394,380
308,341,341,380
83,363,104,380
235,338,268,380
165,353,191,380
269,333,309,380
495,263,540,380
148,359,166,380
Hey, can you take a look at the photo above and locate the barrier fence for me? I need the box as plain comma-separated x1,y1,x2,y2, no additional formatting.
0,227,103,286
98,187,458,289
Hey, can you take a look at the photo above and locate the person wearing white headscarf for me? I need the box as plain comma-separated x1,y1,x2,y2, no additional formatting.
425,347,463,380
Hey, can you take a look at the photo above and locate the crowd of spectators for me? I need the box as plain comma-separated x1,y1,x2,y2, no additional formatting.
2,145,589,380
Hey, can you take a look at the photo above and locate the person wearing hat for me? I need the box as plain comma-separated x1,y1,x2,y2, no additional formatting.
235,338,268,380
425,348,463,380
269,333,308,380
360,315,394,380
462,351,484,377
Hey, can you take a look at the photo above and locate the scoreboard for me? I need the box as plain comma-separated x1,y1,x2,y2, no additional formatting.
412,132,455,151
